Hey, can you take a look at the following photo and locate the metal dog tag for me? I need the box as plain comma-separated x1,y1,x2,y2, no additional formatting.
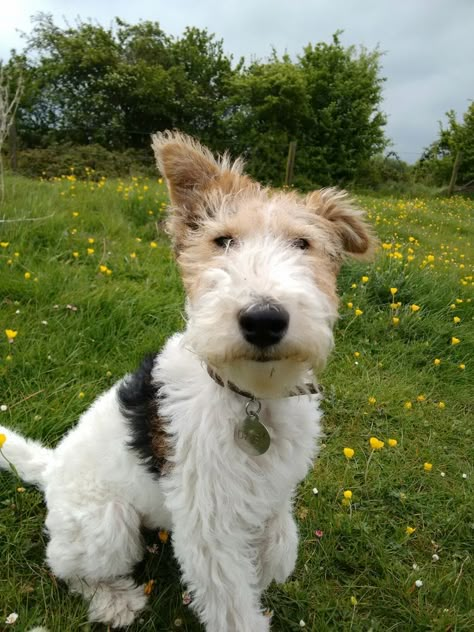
234,400,271,456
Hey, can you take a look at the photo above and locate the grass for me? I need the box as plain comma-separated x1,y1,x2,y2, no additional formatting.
0,172,473,631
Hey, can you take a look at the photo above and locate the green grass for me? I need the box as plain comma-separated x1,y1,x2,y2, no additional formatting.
1,174,473,631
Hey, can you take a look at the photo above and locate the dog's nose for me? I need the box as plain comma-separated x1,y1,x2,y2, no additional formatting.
239,303,289,348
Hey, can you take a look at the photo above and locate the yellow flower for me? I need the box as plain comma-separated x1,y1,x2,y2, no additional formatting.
437,402,446,409
24,272,31,280
72,212,79,217
5,329,17,340
459,364,465,370
354,309,363,316
406,526,416,535
158,529,169,543
416,395,426,402
424,462,433,472
144,579,155,595
453,316,461,324
351,283,357,289
78,391,85,398
343,447,355,459
455,298,463,304
87,248,95,255
343,490,353,500
390,287,398,296
368,396,376,405
130,252,137,259
392,317,400,325
404,401,412,410
451,337,460,345
347,302,353,309
99,265,108,273
0,433,6,448
369,437,384,450
410,304,420,312
72,251,79,258
450,303,456,310
150,241,158,248
434,358,441,366
426,254,435,263
0,242,9,248
350,596,358,607
354,352,360,358
361,276,369,283
388,438,398,447
88,237,95,244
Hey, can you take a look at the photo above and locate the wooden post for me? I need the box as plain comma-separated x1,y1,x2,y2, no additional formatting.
285,140,297,187
447,150,462,196
9,119,17,171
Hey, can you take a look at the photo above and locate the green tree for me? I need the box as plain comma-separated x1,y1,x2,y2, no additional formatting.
297,33,386,186
223,34,386,186
15,15,234,149
417,103,474,188
224,54,310,183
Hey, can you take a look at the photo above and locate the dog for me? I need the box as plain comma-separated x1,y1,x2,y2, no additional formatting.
0,132,374,630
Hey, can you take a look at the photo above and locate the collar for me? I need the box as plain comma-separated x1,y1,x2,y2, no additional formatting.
207,366,322,400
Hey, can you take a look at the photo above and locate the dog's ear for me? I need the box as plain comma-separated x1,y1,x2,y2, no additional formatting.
152,131,226,211
306,188,376,258
151,131,252,250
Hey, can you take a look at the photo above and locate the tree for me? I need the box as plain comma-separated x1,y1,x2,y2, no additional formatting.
297,33,386,186
0,62,24,202
15,14,234,150
223,34,387,187
416,103,474,188
224,55,310,183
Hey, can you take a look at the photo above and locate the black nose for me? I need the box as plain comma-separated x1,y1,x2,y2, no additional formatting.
239,303,289,348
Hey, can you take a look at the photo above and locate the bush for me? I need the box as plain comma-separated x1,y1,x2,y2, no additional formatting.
13,144,156,179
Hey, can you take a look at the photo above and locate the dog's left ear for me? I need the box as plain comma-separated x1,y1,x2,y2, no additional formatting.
306,188,376,258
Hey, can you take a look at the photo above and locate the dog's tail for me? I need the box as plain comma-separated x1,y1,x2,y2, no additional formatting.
0,425,53,489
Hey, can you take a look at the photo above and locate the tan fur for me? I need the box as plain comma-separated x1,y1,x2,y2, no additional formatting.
150,413,171,474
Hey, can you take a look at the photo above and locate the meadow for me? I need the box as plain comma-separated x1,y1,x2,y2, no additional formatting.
0,172,473,631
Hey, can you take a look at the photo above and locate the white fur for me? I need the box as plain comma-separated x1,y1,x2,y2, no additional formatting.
185,235,336,398
0,333,322,630
0,156,341,630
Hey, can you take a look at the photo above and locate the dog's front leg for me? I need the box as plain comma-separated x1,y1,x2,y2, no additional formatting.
172,515,271,632
259,498,299,590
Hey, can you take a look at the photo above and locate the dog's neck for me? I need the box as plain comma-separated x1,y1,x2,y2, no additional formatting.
206,365,321,400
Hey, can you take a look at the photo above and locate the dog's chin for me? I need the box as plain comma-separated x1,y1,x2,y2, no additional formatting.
211,358,315,399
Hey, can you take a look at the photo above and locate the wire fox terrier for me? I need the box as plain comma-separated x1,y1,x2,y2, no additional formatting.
0,132,374,630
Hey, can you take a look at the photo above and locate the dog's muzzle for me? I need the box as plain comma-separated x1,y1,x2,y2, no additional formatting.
238,302,289,348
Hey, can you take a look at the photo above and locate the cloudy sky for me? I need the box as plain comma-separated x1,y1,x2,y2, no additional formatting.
1,0,473,161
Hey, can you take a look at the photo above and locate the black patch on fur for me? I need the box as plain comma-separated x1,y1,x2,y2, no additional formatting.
118,354,168,478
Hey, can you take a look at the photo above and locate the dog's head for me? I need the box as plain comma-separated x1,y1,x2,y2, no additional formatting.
152,131,375,398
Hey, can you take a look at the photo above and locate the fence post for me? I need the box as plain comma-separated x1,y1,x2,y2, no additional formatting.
285,140,297,187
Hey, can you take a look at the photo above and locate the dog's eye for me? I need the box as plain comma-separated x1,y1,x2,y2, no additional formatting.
214,236,235,249
292,238,310,250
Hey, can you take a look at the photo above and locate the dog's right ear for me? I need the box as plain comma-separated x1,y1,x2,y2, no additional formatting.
152,131,224,214
151,132,249,249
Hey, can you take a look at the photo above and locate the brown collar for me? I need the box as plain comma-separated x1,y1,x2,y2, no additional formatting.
207,366,322,399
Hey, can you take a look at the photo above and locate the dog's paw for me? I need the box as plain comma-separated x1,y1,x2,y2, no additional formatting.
87,579,147,628
260,514,298,588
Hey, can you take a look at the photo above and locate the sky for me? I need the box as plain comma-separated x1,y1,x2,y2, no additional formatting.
1,0,473,162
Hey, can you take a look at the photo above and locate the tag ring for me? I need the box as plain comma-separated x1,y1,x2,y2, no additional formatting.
245,399,261,417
